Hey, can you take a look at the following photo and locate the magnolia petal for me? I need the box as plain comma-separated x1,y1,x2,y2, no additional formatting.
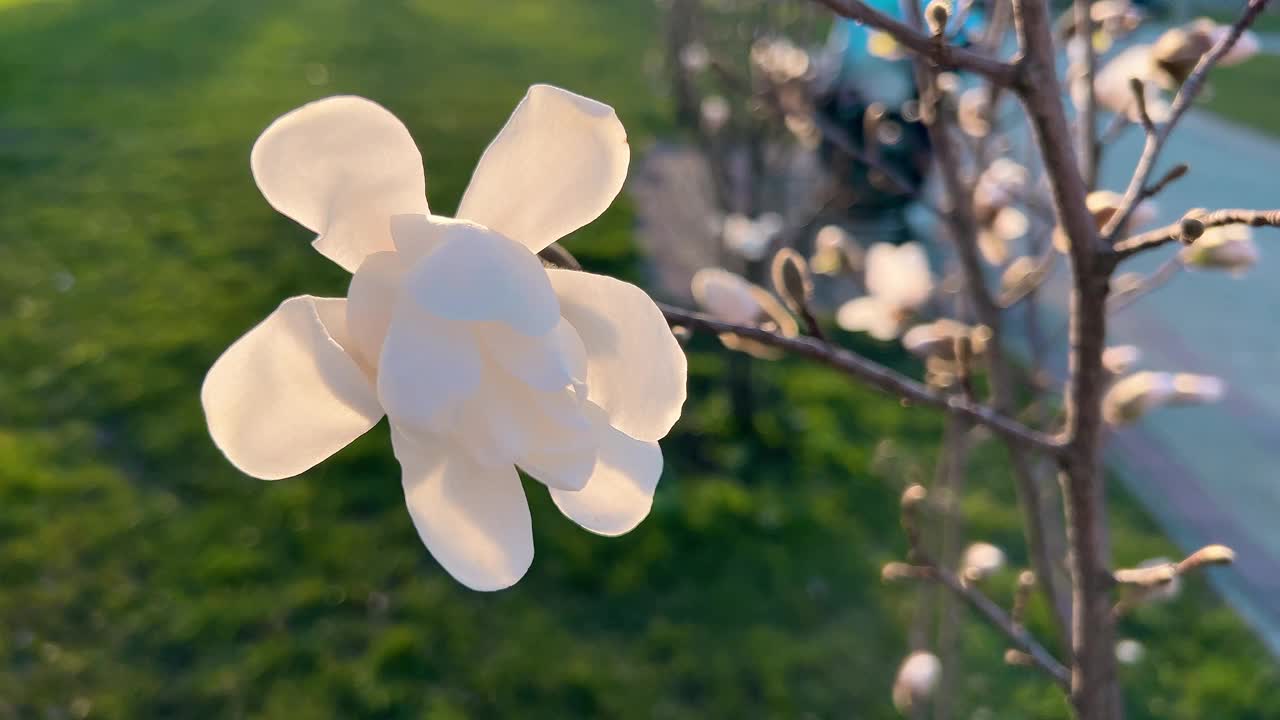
550,404,663,537
376,303,483,437
405,222,560,336
866,242,933,310
451,358,595,488
346,251,408,373
548,269,687,442
457,85,629,253
251,96,429,272
475,317,585,393
836,296,902,341
393,430,533,591
202,296,382,480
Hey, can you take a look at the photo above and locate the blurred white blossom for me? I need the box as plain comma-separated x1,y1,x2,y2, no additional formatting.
750,37,810,83
1103,370,1223,424
722,212,784,261
679,42,710,72
893,651,942,713
961,541,1007,581
1180,225,1257,274
691,267,798,359
810,224,864,275
1090,45,1172,123
1116,638,1146,665
836,243,933,340
701,95,731,132
203,86,687,591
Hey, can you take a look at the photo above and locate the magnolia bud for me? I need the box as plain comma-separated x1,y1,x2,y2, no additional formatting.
901,484,928,511
1103,371,1177,425
902,319,973,360
1179,217,1205,242
1180,225,1258,274
925,0,951,36
961,541,1007,582
1177,544,1236,573
770,248,813,316
893,651,942,713
811,224,863,275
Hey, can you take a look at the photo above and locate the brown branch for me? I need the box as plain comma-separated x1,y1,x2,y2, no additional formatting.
811,0,1020,85
1103,0,1272,242
925,564,1072,689
660,304,1065,454
1113,208,1280,259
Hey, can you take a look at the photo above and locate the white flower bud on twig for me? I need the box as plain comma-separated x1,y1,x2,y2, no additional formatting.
961,541,1007,582
893,651,942,713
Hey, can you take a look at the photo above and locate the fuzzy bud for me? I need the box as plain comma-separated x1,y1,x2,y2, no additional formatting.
893,651,942,713
1177,544,1235,573
961,541,1007,582
901,484,928,511
925,0,951,36
1179,217,1205,242
1102,371,1177,425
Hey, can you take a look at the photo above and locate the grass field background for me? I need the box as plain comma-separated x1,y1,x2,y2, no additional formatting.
0,0,1277,717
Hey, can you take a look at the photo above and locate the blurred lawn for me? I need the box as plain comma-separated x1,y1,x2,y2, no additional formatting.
1205,55,1280,136
0,0,1277,718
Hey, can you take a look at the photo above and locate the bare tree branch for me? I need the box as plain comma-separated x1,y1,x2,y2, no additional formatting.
659,304,1065,454
1103,0,1272,241
1113,208,1280,259
811,0,1020,85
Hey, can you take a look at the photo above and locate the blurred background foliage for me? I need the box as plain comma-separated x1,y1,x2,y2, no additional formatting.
0,0,1276,717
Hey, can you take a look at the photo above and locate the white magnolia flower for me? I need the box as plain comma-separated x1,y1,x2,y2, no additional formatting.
978,206,1029,266
691,267,798,359
750,37,810,83
901,318,983,361
974,159,1030,212
1103,370,1222,424
1000,255,1041,294
202,86,688,591
893,651,942,713
722,212,784,261
1180,224,1258,274
958,87,992,138
1090,44,1172,123
836,242,933,340
961,541,1007,581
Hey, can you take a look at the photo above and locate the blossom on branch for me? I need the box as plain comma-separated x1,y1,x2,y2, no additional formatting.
1180,224,1258,274
691,267,799,359
836,242,934,340
202,86,687,591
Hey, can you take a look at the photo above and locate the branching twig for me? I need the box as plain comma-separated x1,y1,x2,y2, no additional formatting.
1113,208,1280,259
812,0,1020,85
660,304,1065,454
1103,0,1272,242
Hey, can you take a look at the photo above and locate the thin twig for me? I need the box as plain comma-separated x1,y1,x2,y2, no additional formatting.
913,561,1072,688
1103,0,1272,242
811,0,1020,85
1113,208,1280,259
660,304,1065,454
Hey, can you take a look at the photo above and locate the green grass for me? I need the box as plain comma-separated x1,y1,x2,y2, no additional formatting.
0,0,1277,718
1204,55,1280,136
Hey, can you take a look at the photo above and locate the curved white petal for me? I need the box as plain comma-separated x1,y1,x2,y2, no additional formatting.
405,222,560,336
475,317,585,393
550,404,663,536
202,296,382,480
836,296,902,340
346,251,408,373
691,267,761,325
866,242,933,310
548,269,687,442
457,85,630,253
376,303,483,437
251,96,429,272
393,430,533,591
